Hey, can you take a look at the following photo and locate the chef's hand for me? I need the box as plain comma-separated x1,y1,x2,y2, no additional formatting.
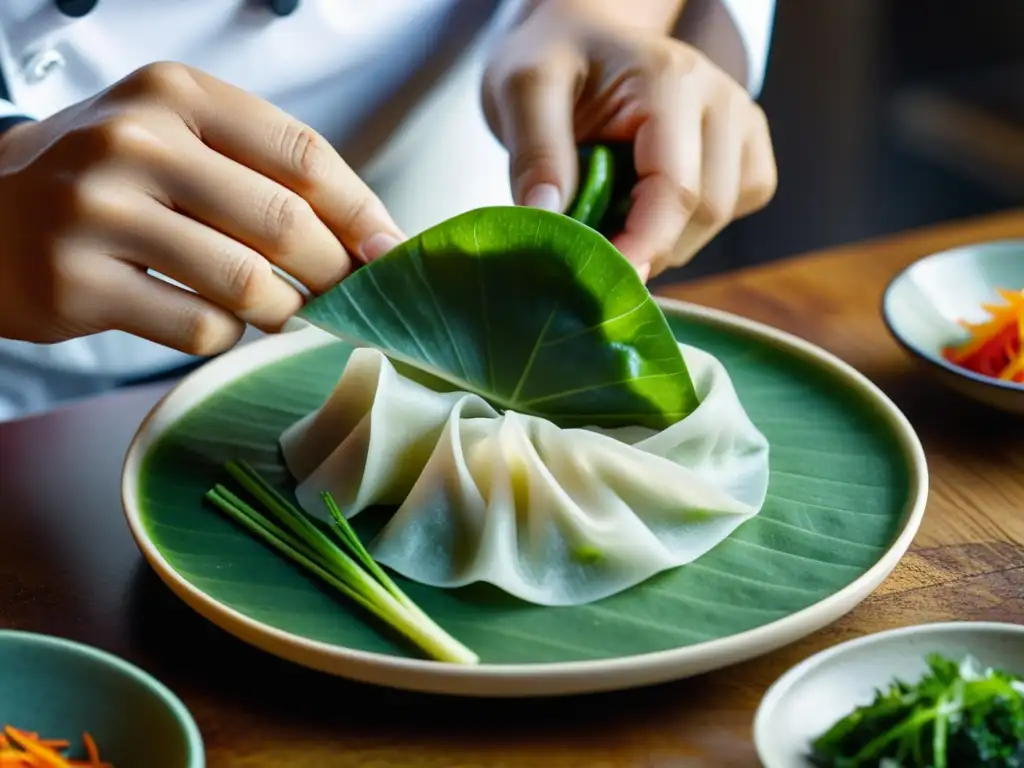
0,62,404,354
483,0,777,280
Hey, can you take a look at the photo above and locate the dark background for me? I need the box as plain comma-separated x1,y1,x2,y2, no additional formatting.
657,0,1024,285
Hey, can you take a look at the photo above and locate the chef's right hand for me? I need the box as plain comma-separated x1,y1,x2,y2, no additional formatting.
0,62,405,355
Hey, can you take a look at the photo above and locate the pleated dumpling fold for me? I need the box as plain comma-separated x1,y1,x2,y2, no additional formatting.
280,344,770,606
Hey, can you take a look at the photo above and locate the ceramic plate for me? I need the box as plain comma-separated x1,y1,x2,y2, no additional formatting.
754,621,1024,767
121,298,928,697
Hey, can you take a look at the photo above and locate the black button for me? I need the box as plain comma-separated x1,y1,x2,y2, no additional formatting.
55,0,98,17
269,0,299,16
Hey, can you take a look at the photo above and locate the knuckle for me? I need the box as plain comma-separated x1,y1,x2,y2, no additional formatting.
94,115,158,156
262,189,312,250
124,61,198,104
178,308,233,357
53,115,159,169
337,191,378,233
277,120,331,182
744,177,777,212
51,178,108,224
501,65,551,100
677,183,703,219
650,44,699,81
691,197,726,227
509,144,557,187
222,253,271,310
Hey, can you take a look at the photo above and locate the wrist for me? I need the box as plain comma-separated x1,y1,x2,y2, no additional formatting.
522,0,686,34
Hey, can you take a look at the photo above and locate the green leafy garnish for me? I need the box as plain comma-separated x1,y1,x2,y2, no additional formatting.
204,460,478,665
297,203,697,430
809,653,1024,767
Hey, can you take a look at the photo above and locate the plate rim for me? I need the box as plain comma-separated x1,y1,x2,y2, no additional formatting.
120,296,930,697
752,620,1024,767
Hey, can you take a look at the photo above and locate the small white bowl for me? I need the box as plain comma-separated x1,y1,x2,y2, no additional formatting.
882,239,1024,414
753,621,1024,768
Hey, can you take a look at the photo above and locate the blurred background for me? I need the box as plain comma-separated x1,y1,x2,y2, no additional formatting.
655,0,1024,286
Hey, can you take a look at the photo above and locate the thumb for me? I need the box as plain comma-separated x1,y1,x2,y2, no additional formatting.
497,68,578,213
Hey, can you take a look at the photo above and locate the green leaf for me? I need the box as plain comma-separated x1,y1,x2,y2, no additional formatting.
296,205,698,429
809,653,1024,768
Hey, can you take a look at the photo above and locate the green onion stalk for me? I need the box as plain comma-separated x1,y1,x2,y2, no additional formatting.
205,460,478,665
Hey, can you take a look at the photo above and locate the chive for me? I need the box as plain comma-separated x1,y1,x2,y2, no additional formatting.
321,493,448,632
205,461,479,665
323,494,406,602
204,487,381,617
211,484,323,565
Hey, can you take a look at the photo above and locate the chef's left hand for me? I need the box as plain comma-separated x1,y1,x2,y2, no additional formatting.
482,0,778,280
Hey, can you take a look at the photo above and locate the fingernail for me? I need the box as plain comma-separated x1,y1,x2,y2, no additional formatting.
360,232,402,262
635,262,651,282
523,183,562,213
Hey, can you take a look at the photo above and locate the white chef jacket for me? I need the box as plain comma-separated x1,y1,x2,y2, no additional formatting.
0,0,775,422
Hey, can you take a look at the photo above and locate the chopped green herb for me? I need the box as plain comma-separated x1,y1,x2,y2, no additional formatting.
809,653,1024,767
205,460,478,665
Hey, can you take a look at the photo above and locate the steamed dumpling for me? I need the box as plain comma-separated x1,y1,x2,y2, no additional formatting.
280,345,770,606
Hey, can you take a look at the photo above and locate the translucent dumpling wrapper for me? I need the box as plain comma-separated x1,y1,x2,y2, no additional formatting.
279,345,770,606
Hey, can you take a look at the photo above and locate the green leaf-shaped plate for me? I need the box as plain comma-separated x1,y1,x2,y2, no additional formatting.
121,299,928,697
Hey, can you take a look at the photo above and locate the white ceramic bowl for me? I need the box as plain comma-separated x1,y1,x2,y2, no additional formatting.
882,239,1024,414
753,621,1024,767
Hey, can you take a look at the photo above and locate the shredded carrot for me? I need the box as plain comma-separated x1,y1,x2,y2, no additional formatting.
942,287,1024,384
0,727,111,768
2,728,69,768
79,735,100,768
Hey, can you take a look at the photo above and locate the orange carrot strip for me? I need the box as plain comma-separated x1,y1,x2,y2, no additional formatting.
0,728,110,768
1001,353,1024,381
1002,314,1024,381
945,288,1024,362
79,734,100,768
947,317,1012,361
2,730,71,768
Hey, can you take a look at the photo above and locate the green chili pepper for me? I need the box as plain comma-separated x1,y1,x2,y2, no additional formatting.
567,144,614,229
567,143,637,238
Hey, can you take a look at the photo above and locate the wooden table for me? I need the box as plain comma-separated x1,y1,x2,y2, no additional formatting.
2,210,1023,767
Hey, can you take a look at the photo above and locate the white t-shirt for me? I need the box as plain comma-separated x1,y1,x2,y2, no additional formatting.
0,0,775,421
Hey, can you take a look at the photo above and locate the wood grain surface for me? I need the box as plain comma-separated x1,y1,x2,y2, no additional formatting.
2,209,1022,767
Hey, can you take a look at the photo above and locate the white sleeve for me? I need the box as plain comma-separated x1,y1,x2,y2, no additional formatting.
672,0,776,98
0,98,33,121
